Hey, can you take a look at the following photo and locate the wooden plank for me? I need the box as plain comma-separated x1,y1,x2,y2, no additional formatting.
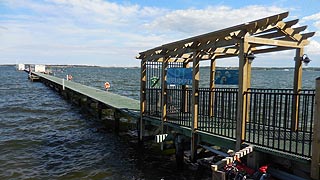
311,77,320,180
199,144,229,157
246,36,302,48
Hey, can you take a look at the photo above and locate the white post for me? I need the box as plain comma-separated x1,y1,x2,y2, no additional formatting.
62,79,65,90
66,75,68,81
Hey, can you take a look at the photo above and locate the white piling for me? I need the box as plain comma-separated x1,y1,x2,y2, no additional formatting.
62,78,65,90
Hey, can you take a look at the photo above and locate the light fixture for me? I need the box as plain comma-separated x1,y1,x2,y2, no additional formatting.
244,52,256,63
302,54,311,66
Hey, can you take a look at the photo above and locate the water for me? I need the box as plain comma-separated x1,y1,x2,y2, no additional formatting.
0,65,319,180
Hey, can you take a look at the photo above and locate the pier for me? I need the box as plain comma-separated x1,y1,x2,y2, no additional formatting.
28,12,319,180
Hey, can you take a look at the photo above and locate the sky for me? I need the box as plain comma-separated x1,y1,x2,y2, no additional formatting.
0,0,319,67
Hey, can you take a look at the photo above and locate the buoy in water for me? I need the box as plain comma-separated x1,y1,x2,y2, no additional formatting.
104,82,110,90
67,74,73,81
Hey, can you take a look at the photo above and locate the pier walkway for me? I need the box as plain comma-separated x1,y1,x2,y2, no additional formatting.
33,72,140,116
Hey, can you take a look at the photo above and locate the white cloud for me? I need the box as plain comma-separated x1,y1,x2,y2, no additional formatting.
144,5,287,36
0,0,319,67
306,40,320,55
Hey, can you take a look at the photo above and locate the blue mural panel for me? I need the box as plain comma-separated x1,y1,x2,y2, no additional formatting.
215,70,239,85
167,68,192,85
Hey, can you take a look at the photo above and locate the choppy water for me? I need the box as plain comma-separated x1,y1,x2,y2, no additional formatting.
0,65,319,180
0,66,208,180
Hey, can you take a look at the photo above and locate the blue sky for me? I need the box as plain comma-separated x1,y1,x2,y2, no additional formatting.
0,0,319,67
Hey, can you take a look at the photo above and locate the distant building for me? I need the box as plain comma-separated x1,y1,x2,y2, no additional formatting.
16,64,25,71
34,65,46,73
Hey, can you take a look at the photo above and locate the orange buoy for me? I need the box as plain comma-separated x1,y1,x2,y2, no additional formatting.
104,82,110,90
67,74,73,81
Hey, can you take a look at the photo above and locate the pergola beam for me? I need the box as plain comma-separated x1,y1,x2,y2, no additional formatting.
246,36,303,48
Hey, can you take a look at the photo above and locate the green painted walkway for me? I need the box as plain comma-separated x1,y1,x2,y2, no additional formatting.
33,72,140,112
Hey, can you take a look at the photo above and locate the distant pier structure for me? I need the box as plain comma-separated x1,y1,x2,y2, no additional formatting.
136,12,319,179
16,63,25,71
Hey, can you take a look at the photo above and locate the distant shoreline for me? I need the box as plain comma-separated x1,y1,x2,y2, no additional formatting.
1,64,320,71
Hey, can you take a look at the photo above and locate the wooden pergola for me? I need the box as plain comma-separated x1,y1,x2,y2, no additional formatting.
136,11,316,176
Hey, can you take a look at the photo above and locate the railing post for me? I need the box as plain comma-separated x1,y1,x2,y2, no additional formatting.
311,77,320,179
139,60,147,141
191,51,200,161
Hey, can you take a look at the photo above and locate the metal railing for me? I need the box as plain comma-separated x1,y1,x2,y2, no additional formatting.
198,88,238,138
144,87,315,158
245,89,315,157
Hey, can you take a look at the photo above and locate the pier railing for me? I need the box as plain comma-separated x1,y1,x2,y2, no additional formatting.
198,88,238,139
245,89,315,157
144,87,315,158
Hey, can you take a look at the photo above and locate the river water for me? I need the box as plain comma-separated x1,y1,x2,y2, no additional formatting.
0,65,318,180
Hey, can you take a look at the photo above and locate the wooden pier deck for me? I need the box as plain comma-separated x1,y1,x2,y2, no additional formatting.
33,72,140,115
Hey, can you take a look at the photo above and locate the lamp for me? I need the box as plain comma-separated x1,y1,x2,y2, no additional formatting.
244,52,256,63
302,54,311,66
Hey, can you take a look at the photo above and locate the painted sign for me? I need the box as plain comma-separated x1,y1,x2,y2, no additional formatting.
215,69,239,85
167,68,192,85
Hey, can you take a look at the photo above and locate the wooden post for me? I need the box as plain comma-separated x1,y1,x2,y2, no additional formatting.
212,170,226,180
311,77,320,180
191,51,200,161
209,59,216,117
292,48,303,131
97,102,102,119
160,58,169,150
246,58,252,122
140,60,147,141
236,39,250,150
114,110,120,134
182,62,189,113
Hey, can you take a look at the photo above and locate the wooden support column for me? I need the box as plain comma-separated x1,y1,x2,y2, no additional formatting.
161,57,169,140
246,58,252,122
311,77,320,180
97,102,102,119
191,51,200,161
182,62,189,113
209,59,216,117
114,110,120,134
292,48,303,131
236,39,250,151
139,60,147,141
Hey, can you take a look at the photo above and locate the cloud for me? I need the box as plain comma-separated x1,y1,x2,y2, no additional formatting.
0,0,318,67
306,40,320,55
144,5,287,36
302,12,320,36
